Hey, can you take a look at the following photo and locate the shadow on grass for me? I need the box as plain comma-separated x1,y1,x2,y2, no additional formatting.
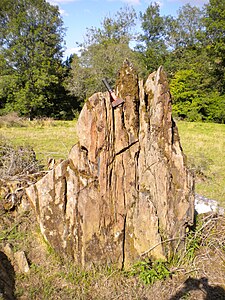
170,277,225,300
0,251,16,300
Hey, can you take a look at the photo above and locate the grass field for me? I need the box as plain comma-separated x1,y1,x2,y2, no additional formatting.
0,117,225,299
0,118,224,205
0,119,78,163
177,121,225,205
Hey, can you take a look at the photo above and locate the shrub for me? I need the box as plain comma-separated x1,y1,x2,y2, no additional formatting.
0,138,41,177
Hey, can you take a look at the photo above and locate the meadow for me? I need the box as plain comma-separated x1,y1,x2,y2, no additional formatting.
0,116,225,299
0,117,224,205
178,121,225,205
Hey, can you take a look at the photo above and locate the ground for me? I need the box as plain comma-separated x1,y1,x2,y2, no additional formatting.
0,195,224,300
0,117,224,299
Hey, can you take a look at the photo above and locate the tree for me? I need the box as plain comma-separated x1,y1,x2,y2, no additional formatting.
82,6,137,46
170,69,225,123
137,2,170,75
0,0,75,118
163,4,207,79
66,6,139,101
170,69,206,121
204,0,225,93
167,4,204,50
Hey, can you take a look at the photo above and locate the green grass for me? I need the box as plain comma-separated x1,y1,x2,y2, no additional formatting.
0,119,224,205
0,120,78,165
1,118,224,300
177,121,225,205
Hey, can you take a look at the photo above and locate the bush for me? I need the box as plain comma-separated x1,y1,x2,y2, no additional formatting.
0,113,26,128
0,138,41,177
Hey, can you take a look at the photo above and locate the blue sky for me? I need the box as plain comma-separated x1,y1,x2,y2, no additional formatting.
47,0,209,58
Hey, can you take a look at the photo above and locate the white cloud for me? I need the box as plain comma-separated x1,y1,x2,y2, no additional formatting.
58,8,68,16
167,0,208,4
107,0,141,5
122,0,141,4
46,0,79,16
156,1,163,7
48,0,78,4
64,47,81,58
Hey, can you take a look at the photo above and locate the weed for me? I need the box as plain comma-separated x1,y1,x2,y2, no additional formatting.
169,217,203,268
188,153,213,179
0,220,25,245
128,259,171,285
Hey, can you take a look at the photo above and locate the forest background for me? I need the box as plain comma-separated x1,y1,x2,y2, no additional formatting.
0,0,224,123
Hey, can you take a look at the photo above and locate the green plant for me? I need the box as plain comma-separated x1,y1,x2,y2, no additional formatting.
170,216,204,268
129,259,171,285
0,220,25,243
183,229,202,263
0,120,78,164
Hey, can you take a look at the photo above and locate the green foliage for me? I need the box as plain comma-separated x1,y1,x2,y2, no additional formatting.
65,6,140,100
82,5,137,46
166,4,204,49
0,0,78,119
136,2,169,76
170,70,225,123
184,229,202,263
169,230,199,269
204,0,225,93
0,0,225,122
139,2,167,43
66,43,138,101
129,259,171,285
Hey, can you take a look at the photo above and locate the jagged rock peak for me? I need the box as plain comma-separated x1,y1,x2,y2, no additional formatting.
26,63,194,268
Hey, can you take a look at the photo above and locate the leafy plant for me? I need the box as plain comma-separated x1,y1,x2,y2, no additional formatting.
183,228,202,263
129,259,171,285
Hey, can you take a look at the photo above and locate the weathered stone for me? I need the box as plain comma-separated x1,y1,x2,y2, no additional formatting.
2,243,14,262
14,251,29,273
26,62,194,268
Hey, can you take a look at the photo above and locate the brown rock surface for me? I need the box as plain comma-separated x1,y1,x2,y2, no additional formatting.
26,62,194,268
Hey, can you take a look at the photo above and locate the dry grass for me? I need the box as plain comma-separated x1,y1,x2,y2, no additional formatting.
0,141,40,178
0,116,224,299
0,209,224,300
0,113,26,128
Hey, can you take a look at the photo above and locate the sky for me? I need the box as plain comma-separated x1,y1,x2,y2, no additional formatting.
47,0,209,58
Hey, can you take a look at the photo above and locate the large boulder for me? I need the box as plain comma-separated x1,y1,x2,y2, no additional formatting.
26,62,194,268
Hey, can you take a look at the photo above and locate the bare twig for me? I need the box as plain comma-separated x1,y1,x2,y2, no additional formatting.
141,236,185,256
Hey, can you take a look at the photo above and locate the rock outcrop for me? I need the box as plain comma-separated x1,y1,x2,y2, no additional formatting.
26,62,194,268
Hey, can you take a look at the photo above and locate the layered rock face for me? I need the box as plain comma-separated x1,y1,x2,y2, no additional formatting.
26,62,194,268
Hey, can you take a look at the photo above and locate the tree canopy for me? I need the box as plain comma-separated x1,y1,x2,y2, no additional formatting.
65,6,138,102
0,0,224,123
0,0,78,119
